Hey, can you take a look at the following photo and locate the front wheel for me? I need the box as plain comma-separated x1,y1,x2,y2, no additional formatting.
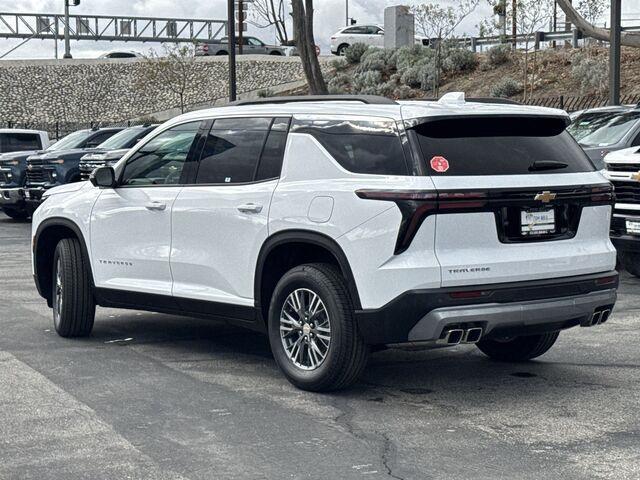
620,251,640,278
268,263,369,392
476,332,559,362
52,237,95,337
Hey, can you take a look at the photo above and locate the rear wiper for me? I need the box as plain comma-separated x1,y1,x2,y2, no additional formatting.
528,160,569,172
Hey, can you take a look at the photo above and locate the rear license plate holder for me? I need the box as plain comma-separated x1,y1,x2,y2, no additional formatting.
521,208,556,236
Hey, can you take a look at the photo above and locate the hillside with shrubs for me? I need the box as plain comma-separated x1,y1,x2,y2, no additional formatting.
325,42,640,102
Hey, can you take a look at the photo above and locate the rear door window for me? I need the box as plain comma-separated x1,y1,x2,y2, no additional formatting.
292,118,408,176
411,116,594,176
0,133,42,152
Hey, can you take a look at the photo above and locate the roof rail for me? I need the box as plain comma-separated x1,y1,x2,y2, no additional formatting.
228,95,398,106
465,97,522,105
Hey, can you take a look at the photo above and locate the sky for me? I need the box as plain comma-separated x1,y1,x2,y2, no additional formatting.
0,0,638,59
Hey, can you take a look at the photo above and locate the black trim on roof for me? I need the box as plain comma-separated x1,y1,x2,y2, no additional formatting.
228,95,398,107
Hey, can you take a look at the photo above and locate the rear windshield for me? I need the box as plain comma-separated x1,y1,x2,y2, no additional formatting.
411,116,594,176
0,132,41,152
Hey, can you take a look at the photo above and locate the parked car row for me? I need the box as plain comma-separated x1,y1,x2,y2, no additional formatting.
0,125,157,219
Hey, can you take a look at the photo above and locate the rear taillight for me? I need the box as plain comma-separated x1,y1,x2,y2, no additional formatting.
355,189,488,254
595,275,617,286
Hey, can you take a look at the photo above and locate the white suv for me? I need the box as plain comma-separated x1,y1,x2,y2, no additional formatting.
330,25,427,55
31,94,618,391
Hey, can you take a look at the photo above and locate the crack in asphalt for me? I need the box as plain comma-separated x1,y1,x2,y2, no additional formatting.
330,395,421,480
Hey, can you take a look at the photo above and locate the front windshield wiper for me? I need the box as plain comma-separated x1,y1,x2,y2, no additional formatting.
528,160,569,172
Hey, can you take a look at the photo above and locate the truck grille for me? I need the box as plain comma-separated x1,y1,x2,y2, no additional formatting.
26,168,47,184
612,180,640,204
607,163,640,173
0,171,9,184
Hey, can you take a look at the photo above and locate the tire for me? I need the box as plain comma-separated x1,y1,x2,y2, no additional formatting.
2,207,29,220
52,237,95,337
268,263,369,392
337,44,349,56
476,332,559,362
215,51,228,56
269,51,284,56
620,251,640,278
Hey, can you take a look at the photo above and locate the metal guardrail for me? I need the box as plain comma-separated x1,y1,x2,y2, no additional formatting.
0,12,227,43
462,25,640,51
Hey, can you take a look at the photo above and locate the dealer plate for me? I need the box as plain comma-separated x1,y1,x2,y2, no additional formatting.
627,220,640,235
521,208,555,236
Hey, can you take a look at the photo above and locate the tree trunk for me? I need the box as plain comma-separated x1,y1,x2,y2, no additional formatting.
556,0,640,47
291,0,328,95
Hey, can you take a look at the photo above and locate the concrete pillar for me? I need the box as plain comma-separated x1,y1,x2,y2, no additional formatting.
384,5,414,49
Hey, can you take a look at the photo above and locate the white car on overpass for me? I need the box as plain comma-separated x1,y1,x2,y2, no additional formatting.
330,24,428,55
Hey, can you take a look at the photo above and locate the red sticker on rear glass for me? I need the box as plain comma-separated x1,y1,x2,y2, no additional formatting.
430,156,449,173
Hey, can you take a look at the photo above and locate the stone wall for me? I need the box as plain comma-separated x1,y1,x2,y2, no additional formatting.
0,56,311,124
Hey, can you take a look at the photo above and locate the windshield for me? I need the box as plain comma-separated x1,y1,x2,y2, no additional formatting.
97,127,149,150
46,130,93,151
568,111,640,146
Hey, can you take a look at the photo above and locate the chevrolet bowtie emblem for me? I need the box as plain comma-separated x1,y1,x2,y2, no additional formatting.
27,164,32,171
631,171,640,182
534,191,556,203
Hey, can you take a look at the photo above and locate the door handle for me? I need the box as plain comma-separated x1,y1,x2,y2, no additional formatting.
237,203,263,214
145,201,167,211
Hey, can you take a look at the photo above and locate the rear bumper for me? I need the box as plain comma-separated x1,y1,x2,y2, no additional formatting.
611,235,640,252
355,271,619,345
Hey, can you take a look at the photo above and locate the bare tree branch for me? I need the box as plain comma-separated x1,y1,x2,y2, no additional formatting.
556,0,640,47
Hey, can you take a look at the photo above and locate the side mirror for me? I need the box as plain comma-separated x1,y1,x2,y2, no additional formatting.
90,166,117,188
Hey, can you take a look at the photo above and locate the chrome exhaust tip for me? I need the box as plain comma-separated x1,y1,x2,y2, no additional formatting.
599,309,611,323
463,327,483,344
590,311,603,326
437,328,465,345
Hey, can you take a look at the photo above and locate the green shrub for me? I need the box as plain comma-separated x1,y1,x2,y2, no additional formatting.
391,45,433,71
441,46,478,74
257,88,275,98
571,51,608,93
344,43,369,64
358,48,395,73
352,70,383,94
487,44,511,66
330,58,348,72
490,77,522,98
327,72,351,94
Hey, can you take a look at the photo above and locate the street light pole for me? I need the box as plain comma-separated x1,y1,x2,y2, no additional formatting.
227,0,237,102
609,0,622,105
345,0,349,26
63,0,72,59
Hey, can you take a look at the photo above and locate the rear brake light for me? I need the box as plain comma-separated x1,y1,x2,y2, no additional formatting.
355,190,437,201
595,275,617,286
449,290,490,299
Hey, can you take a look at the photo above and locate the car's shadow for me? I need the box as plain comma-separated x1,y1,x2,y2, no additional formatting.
81,309,617,399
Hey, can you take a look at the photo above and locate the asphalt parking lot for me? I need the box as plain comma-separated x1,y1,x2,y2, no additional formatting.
1,213,639,480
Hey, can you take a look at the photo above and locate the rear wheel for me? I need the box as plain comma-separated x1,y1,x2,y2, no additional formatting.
268,263,369,392
476,332,559,362
620,251,640,278
2,207,29,220
52,237,95,337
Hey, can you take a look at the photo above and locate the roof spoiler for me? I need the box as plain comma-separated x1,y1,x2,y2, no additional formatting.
228,95,398,106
